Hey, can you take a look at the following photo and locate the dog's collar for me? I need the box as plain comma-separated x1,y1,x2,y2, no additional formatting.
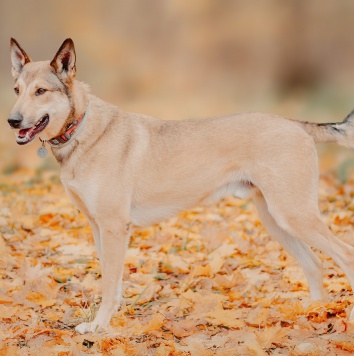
37,106,89,158
39,106,89,150
46,109,88,148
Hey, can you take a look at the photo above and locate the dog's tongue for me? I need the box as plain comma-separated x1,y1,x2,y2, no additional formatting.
17,126,37,145
18,128,32,137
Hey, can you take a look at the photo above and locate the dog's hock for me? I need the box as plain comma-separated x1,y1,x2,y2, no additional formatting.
50,38,76,82
10,38,31,79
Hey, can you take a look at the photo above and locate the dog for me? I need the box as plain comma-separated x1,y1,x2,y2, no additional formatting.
8,38,354,334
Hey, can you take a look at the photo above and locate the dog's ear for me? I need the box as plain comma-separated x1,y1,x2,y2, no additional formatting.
50,38,76,83
10,38,31,80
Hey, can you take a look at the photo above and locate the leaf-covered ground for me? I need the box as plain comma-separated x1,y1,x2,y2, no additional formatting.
1,169,354,355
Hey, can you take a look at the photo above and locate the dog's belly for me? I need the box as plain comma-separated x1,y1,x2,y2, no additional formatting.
131,203,188,226
131,180,254,226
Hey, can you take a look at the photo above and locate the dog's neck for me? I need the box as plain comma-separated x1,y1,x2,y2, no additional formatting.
63,80,89,130
51,80,90,164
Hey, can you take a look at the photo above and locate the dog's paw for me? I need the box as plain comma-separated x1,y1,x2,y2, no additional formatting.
75,321,104,334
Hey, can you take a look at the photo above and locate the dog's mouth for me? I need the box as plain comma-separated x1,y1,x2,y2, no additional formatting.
16,114,50,145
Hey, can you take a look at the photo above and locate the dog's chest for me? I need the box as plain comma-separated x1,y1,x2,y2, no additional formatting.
60,171,94,213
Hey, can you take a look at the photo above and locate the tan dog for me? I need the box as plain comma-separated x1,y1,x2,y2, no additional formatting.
8,38,354,333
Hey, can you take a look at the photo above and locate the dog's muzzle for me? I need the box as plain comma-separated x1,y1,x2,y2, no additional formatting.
15,114,50,145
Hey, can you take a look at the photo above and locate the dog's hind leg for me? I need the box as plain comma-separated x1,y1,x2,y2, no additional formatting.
253,191,324,300
284,214,354,294
261,185,354,319
251,136,354,309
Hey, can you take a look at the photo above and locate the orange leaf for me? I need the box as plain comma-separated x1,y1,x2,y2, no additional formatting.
26,291,56,308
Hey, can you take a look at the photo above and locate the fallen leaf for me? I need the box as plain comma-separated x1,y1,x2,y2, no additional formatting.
26,292,56,308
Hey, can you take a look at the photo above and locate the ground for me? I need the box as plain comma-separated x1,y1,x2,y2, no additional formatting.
1,169,354,355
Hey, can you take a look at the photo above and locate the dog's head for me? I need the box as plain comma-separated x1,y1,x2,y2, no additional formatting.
9,38,77,144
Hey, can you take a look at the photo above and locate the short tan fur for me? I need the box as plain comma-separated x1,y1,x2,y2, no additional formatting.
8,38,354,333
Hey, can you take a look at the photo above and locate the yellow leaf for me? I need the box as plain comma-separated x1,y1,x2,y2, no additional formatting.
246,306,269,327
214,271,245,289
208,244,237,274
141,312,165,333
190,264,211,278
26,291,56,308
204,308,244,329
165,318,197,337
0,305,18,318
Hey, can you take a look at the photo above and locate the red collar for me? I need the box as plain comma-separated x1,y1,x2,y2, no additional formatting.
48,112,85,146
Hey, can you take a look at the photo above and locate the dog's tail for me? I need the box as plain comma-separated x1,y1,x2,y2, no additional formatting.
301,110,354,149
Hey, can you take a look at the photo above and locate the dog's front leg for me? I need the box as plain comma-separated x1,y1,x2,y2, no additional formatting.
66,189,102,260
75,219,131,334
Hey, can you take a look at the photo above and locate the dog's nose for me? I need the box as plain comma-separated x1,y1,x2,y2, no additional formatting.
8,113,23,128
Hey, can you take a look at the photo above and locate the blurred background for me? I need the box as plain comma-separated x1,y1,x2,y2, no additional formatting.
1,0,354,176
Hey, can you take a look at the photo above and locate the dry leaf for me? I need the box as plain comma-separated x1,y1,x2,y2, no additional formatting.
0,305,18,318
204,308,244,329
26,292,56,308
165,318,198,337
140,312,165,333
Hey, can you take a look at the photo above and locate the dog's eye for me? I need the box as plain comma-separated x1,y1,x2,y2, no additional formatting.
35,88,47,96
14,87,19,95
